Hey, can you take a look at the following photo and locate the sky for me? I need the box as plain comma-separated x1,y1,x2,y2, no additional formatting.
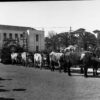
0,0,100,37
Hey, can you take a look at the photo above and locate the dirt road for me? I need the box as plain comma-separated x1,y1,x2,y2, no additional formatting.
0,63,100,100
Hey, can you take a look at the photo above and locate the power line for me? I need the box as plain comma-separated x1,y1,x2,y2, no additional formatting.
33,26,70,29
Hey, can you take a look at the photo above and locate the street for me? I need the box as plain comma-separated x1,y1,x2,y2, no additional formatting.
0,63,100,100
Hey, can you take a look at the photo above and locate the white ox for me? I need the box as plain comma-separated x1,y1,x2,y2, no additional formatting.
21,52,33,67
64,45,77,52
34,53,42,69
11,53,18,64
49,51,64,71
21,52,28,66
21,52,27,61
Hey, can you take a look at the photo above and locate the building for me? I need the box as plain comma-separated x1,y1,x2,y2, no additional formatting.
0,24,45,52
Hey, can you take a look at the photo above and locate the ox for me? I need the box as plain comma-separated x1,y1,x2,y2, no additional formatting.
64,51,87,76
64,45,77,53
11,52,19,64
21,52,33,67
34,53,43,69
42,53,50,69
64,50,100,77
21,52,27,66
21,52,30,66
83,51,100,77
49,51,65,72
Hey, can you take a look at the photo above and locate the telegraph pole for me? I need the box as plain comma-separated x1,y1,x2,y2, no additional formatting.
70,26,72,33
26,30,30,67
69,26,72,45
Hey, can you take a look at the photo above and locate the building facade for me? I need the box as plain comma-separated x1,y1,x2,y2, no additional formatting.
0,24,45,52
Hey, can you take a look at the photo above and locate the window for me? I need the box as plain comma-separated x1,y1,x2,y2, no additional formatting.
36,46,39,52
23,32,25,37
20,34,23,38
36,34,39,42
9,33,12,39
15,34,18,39
3,33,7,39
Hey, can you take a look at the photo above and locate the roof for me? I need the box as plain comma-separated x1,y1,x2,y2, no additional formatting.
0,24,36,31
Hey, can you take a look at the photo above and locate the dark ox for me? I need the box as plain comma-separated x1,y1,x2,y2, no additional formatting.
42,53,50,68
64,51,100,77
64,51,87,76
83,52,100,77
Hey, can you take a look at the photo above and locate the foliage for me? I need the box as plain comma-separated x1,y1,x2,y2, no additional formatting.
73,28,97,50
45,32,70,52
93,30,100,47
45,28,98,51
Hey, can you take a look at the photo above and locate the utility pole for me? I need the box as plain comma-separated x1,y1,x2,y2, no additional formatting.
69,26,72,45
26,30,30,67
22,32,26,51
70,26,72,33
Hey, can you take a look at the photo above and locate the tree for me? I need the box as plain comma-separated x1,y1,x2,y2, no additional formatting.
83,32,97,49
73,28,85,49
45,31,69,52
45,28,97,52
45,31,58,52
48,30,57,38
74,28,97,50
58,32,69,47
68,31,78,45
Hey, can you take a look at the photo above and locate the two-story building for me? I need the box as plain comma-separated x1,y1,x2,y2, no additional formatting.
0,24,45,52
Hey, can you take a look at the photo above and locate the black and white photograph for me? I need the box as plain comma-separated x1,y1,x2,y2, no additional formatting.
0,0,100,100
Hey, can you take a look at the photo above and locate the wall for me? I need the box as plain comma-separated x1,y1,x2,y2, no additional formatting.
0,29,24,49
0,28,45,52
28,29,45,52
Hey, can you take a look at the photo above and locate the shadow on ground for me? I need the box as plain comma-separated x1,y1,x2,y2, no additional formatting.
0,97,15,100
68,69,100,78
0,77,12,81
12,88,26,91
0,89,10,92
86,74,100,78
0,85,5,87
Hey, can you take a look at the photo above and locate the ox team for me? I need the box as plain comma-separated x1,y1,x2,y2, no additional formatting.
1,45,100,77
